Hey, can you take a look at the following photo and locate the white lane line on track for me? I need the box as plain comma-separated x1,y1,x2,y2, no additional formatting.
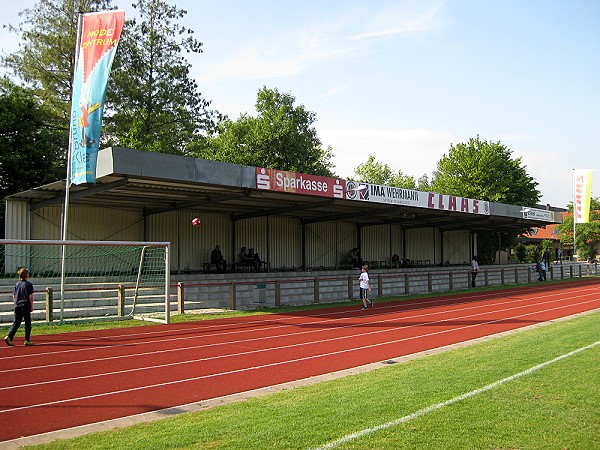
2,282,598,361
0,299,597,413
3,283,597,369
0,289,504,359
312,339,600,450
0,290,595,383
0,290,566,370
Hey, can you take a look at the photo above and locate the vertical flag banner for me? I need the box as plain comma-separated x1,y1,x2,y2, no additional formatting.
70,10,125,184
573,169,593,224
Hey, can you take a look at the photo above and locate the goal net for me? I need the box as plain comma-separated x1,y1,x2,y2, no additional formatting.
0,239,171,324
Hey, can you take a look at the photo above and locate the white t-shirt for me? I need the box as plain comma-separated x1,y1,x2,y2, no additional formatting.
471,260,480,272
359,271,370,289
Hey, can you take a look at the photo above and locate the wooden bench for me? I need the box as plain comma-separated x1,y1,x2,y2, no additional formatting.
233,260,253,272
203,263,217,272
203,261,227,272
338,260,353,270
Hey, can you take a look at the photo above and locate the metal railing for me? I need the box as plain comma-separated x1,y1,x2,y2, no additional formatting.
1,263,598,324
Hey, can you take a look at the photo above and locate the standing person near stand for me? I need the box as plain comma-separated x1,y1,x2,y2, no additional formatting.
470,256,480,288
210,244,226,272
540,260,547,281
4,267,35,346
359,265,373,309
543,249,551,269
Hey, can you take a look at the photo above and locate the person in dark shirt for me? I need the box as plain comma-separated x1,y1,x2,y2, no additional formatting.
210,244,226,271
4,267,35,346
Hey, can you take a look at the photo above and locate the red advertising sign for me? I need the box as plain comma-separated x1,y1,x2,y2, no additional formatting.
256,168,346,199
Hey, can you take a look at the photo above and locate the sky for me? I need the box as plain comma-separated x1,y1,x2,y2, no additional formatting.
1,0,598,209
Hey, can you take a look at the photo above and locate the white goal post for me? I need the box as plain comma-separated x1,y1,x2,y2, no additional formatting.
1,239,171,324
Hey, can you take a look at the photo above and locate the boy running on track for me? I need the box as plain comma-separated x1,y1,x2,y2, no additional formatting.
359,264,373,309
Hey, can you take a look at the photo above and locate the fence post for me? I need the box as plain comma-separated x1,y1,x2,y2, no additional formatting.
427,273,432,293
528,266,531,283
314,278,320,304
275,280,281,307
485,269,489,286
578,264,582,277
569,265,573,278
560,265,564,279
117,284,125,317
500,268,504,285
404,273,409,295
348,276,353,300
378,275,383,297
177,282,184,314
230,282,236,310
45,287,53,322
449,271,454,290
514,267,518,284
549,266,554,280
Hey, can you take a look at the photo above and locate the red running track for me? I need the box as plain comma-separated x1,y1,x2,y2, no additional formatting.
1,279,599,442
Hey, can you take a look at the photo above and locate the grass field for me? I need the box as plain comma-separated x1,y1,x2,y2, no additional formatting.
21,292,599,449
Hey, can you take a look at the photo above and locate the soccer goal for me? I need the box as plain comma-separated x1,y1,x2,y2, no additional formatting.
0,239,171,324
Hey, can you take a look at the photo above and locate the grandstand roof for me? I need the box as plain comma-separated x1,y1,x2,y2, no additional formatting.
8,147,563,233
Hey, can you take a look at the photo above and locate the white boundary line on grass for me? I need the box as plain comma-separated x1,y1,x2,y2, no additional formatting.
313,339,600,450
3,310,598,449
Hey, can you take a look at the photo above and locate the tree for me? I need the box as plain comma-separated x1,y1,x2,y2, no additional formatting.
1,0,113,132
431,136,541,264
431,136,540,206
556,198,600,260
417,174,431,191
353,154,416,188
513,242,527,263
105,0,215,155
192,86,335,176
2,0,215,156
1,0,114,175
540,239,554,257
525,244,539,263
0,79,65,236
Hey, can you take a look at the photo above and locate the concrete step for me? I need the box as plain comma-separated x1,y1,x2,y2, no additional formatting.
0,294,171,324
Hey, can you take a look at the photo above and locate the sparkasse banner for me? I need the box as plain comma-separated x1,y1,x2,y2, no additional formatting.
256,167,346,198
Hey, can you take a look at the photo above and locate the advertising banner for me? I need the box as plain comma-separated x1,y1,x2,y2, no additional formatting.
256,169,490,215
574,169,593,224
345,180,489,215
521,207,554,222
70,10,125,185
256,168,346,198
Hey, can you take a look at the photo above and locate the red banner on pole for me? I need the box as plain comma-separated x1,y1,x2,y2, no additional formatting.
70,10,125,185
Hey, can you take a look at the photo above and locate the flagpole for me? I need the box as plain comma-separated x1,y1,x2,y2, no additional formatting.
60,12,84,323
572,169,577,262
